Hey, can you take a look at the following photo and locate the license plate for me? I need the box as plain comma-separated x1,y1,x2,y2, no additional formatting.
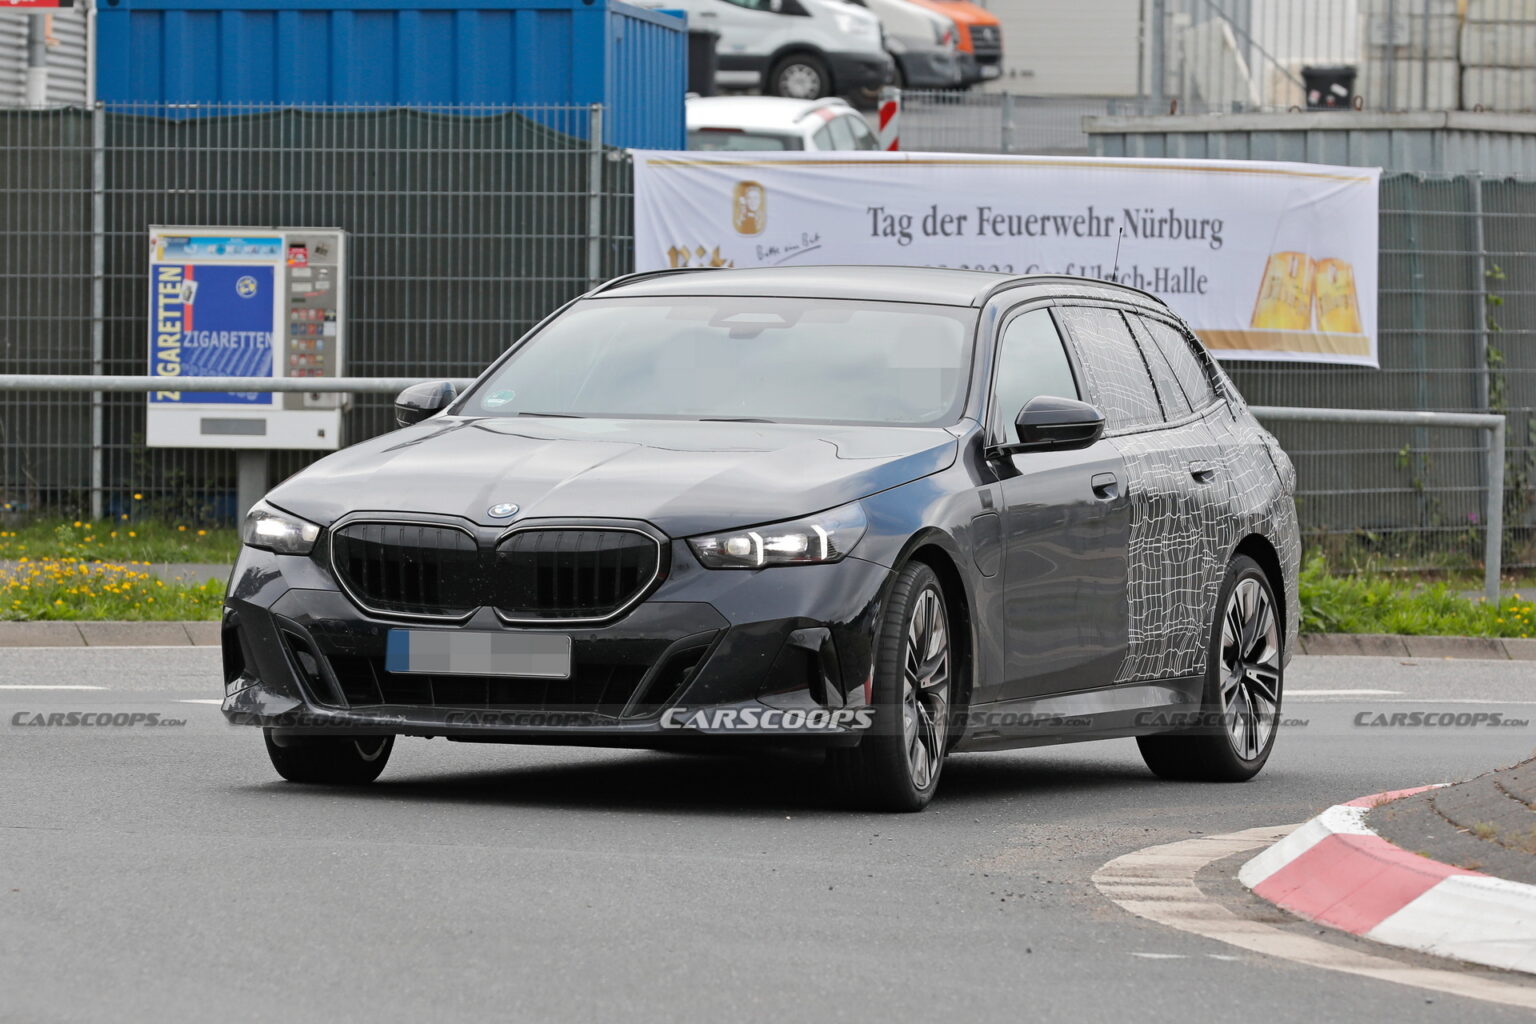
385,630,572,679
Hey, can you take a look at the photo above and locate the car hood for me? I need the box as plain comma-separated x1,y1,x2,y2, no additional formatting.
267,416,958,537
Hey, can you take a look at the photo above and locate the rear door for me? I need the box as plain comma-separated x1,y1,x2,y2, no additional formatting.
1064,306,1234,684
990,306,1130,702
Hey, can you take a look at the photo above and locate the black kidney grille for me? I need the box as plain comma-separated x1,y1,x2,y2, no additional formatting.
494,529,659,620
331,522,481,617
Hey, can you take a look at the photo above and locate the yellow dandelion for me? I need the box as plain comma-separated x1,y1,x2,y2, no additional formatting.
196,529,206,537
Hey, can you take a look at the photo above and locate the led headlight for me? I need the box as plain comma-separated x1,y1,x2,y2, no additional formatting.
688,503,867,569
241,501,322,555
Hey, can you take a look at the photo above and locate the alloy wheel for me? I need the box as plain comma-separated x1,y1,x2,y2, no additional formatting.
902,585,950,790
1218,577,1281,759
779,64,824,99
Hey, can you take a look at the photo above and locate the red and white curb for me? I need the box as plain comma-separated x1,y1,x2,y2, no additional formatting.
1239,786,1536,974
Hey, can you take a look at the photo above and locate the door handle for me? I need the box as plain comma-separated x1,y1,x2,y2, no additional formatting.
1189,462,1218,484
1090,472,1119,500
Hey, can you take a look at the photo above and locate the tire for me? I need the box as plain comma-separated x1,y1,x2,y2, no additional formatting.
829,561,954,811
264,729,394,785
768,53,832,100
1137,555,1282,782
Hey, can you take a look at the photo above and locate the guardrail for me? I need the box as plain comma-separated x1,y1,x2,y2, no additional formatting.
0,377,1510,597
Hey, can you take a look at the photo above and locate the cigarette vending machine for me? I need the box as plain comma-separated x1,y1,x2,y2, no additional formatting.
146,226,348,450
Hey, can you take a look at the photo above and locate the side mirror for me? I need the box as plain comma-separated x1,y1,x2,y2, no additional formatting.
394,381,458,428
989,395,1104,457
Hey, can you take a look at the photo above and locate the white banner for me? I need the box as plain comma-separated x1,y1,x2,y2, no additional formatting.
632,151,1381,367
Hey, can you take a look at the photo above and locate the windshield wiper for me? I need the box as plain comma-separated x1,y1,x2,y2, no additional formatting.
698,416,777,423
516,411,585,418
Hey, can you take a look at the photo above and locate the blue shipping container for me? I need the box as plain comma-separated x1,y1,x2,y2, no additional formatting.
96,0,685,149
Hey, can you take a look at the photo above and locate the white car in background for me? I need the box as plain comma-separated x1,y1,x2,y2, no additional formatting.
850,0,961,89
686,95,883,151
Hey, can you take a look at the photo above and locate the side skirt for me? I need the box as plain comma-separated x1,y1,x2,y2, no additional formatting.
952,675,1206,752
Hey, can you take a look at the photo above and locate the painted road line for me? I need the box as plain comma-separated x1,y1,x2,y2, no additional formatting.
0,685,108,690
1287,689,1403,696
1095,827,1536,1010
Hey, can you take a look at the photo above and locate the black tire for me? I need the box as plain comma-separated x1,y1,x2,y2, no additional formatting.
768,53,832,100
1137,555,1282,781
829,561,954,812
264,729,394,785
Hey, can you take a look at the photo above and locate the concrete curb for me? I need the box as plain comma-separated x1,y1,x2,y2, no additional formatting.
0,621,219,647
1239,787,1536,975
1299,633,1536,660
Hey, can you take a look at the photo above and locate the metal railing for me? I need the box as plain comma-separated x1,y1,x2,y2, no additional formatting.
1252,406,1506,598
0,374,1513,591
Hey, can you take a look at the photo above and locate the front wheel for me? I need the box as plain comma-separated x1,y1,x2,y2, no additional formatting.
768,54,832,100
829,561,953,811
264,729,394,785
1137,555,1282,781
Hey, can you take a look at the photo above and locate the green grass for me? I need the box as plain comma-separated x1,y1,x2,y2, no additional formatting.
0,518,240,565
0,557,224,621
1298,554,1536,637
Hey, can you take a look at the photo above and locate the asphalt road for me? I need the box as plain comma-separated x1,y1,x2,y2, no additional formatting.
4,649,1536,1023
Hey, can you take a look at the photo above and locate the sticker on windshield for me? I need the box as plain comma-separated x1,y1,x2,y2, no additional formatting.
483,390,516,409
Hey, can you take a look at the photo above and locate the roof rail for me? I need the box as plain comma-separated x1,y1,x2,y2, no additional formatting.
977,274,1170,309
584,266,717,296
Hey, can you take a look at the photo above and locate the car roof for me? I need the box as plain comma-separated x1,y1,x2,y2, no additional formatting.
685,96,855,133
591,266,1171,311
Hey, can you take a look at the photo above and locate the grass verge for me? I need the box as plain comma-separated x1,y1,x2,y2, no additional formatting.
0,557,224,621
1299,555,1536,638
0,518,240,565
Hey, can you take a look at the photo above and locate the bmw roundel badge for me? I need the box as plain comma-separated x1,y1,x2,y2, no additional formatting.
487,503,520,519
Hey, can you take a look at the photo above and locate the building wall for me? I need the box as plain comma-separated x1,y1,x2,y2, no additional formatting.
979,0,1143,96
0,6,89,107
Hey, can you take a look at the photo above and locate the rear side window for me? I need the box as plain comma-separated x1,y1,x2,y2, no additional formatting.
1125,314,1192,419
825,115,857,151
1137,316,1220,410
811,124,834,150
845,115,880,150
1054,306,1163,432
990,309,1078,439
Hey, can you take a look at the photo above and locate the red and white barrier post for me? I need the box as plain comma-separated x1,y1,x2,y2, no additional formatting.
877,87,900,152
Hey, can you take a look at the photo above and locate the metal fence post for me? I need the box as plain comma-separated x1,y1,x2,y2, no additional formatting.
236,452,268,523
1486,417,1506,602
1469,173,1491,415
587,103,605,289
1000,92,1014,154
89,101,106,522
1148,0,1167,106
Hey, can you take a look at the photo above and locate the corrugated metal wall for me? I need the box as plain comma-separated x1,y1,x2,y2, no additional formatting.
94,0,685,149
1086,112,1536,175
0,6,89,108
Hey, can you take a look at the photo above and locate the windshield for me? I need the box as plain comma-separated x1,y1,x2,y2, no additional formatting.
462,296,977,427
687,130,803,151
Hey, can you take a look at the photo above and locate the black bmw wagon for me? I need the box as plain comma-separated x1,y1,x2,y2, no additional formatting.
224,266,1300,811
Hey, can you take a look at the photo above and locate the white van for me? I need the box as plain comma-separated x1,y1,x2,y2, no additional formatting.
852,0,961,89
658,0,895,100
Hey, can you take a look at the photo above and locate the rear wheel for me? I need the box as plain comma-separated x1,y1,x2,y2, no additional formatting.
769,53,831,100
264,729,394,785
829,561,952,811
1137,555,1282,781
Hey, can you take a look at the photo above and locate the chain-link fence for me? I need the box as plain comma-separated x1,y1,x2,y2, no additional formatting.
0,104,1532,571
0,102,632,526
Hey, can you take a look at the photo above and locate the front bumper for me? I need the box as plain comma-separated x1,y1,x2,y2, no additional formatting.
221,536,893,747
826,49,896,94
896,49,962,89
